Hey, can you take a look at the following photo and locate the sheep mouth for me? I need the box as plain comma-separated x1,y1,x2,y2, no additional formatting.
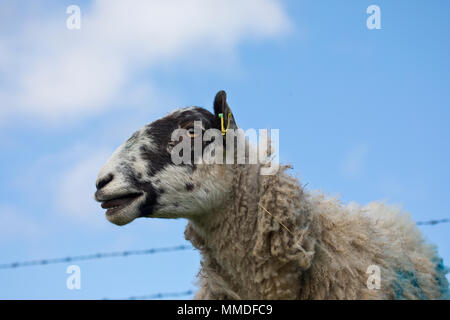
100,193,142,216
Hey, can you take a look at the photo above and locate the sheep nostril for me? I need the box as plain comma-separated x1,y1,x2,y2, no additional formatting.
96,173,114,190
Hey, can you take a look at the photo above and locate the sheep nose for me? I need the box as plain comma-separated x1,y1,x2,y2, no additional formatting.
96,173,114,190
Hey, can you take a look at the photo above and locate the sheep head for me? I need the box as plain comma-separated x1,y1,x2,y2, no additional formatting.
94,91,237,226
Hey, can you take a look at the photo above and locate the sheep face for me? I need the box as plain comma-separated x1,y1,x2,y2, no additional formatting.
95,91,236,226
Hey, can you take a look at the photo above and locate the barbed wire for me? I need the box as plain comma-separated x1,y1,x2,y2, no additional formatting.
104,289,195,300
0,218,448,270
0,245,193,270
416,218,450,226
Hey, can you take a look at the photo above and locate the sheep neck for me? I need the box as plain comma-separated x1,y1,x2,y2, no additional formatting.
185,164,314,299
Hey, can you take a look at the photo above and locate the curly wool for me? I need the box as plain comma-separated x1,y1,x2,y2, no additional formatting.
185,164,449,300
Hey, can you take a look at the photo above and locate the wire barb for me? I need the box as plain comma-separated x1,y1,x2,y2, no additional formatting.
0,217,448,270
0,245,193,270
104,289,195,300
417,218,450,226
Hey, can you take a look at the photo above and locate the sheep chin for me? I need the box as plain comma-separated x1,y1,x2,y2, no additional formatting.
105,202,141,226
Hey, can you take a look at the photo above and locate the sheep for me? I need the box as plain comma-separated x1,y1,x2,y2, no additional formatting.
94,90,449,299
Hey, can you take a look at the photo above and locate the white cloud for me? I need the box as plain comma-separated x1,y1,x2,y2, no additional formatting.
56,147,113,227
11,140,117,228
0,207,43,241
0,0,291,123
340,143,369,178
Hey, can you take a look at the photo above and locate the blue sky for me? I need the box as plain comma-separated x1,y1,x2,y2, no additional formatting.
0,0,449,299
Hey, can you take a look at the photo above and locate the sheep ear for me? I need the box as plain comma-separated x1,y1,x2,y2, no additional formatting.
213,90,237,131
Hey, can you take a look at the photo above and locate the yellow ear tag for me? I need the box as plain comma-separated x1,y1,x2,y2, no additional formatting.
218,113,232,136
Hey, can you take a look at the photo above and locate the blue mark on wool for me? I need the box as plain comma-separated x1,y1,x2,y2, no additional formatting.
392,276,405,300
433,257,449,300
392,269,426,300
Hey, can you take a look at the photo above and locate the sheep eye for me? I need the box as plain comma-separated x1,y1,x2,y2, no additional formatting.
187,127,200,138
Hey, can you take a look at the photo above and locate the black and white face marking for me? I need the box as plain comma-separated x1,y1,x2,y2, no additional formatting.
94,96,236,226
